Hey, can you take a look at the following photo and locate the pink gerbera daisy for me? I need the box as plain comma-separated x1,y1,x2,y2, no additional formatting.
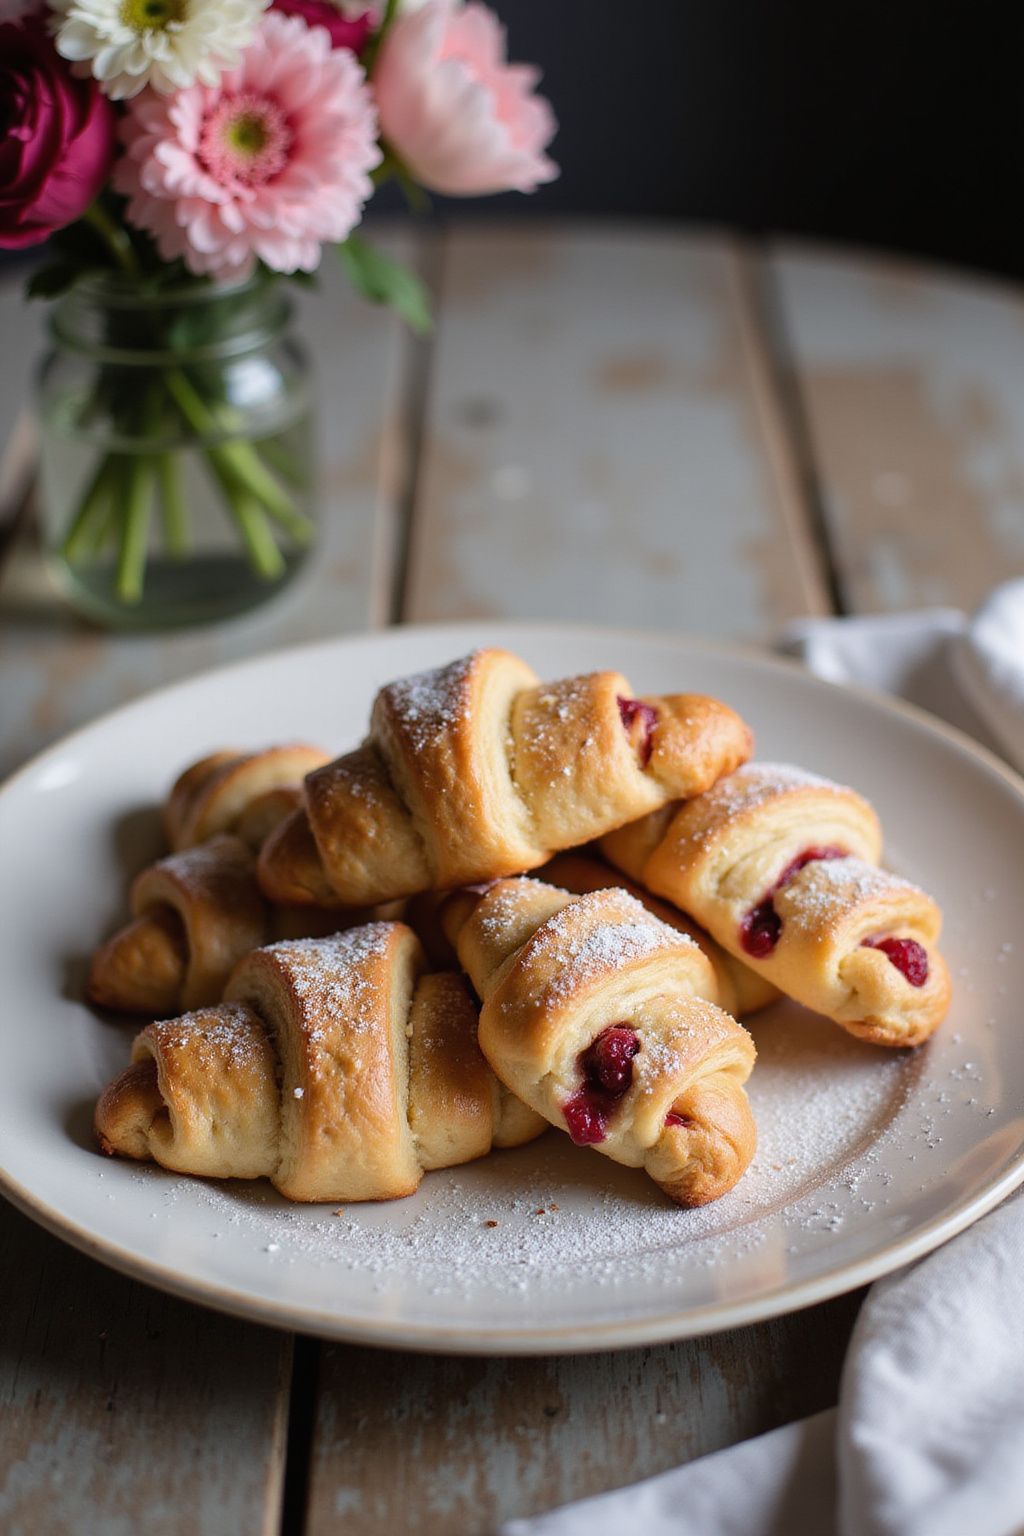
114,10,381,277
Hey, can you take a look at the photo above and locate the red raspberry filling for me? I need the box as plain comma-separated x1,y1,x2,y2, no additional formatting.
664,1110,694,1128
617,695,658,766
739,845,847,958
862,935,929,987
562,1025,641,1145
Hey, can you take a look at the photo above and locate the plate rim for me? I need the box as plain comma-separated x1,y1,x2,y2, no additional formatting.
3,618,1024,1354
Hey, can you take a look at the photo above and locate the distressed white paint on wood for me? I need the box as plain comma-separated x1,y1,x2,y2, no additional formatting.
0,1203,290,1536
307,1293,862,1535
0,232,416,1536
404,225,828,639
771,243,1024,613
0,233,415,773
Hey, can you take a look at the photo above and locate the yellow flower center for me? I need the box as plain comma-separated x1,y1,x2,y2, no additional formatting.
119,0,186,32
224,113,270,158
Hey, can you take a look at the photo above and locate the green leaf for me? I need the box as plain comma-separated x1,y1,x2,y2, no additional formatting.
337,234,432,335
27,261,93,300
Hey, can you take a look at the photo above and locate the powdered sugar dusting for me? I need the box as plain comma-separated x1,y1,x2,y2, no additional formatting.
705,761,852,818
259,924,396,1038
534,891,697,999
383,653,476,754
151,1002,266,1069
163,998,941,1297
785,857,926,929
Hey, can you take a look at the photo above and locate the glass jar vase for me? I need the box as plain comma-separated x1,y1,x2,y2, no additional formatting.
36,272,315,629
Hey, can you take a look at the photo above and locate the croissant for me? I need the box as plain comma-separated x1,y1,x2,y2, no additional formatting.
440,877,757,1206
602,763,951,1047
536,851,779,1020
258,648,753,909
94,924,547,1202
86,833,375,1016
89,742,380,1016
164,744,329,852
87,836,267,1015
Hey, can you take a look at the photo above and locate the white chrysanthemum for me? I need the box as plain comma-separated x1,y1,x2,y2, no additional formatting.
50,0,269,101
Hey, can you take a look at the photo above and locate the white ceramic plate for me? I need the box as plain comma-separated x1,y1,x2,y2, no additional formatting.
2,622,1024,1354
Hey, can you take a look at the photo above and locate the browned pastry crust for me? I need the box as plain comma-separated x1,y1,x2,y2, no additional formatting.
94,925,548,1202
164,744,330,852
602,763,950,1047
440,878,757,1207
90,744,391,1015
87,836,267,1014
258,648,753,908
536,851,780,1019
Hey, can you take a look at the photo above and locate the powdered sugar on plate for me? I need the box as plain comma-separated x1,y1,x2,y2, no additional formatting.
134,994,993,1303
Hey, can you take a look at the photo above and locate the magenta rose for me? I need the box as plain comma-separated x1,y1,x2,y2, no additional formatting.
0,17,117,250
271,0,373,52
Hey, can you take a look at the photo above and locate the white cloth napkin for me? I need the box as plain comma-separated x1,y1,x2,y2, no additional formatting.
501,579,1024,1536
782,579,1024,775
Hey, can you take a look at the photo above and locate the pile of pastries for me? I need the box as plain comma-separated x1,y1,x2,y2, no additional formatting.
90,648,951,1209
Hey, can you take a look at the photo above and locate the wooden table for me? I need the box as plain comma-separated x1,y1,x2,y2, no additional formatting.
2,222,1022,1535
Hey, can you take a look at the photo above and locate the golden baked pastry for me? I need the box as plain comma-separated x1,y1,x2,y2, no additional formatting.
536,850,779,1019
164,744,329,851
440,877,757,1206
94,924,547,1201
602,763,950,1047
87,836,267,1015
258,648,753,908
90,743,390,1015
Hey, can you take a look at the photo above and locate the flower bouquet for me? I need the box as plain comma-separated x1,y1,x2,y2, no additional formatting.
0,0,557,626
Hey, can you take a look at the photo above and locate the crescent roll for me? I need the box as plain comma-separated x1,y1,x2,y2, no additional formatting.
258,648,752,908
95,924,547,1202
537,851,779,1020
164,744,330,852
87,836,267,1015
441,878,757,1207
602,763,950,1047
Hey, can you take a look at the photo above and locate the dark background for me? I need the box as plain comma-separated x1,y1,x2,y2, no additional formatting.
395,0,1021,282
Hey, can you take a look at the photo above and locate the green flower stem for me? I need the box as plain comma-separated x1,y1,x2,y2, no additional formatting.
223,487,286,581
84,462,127,557
156,451,189,557
83,202,141,278
258,439,308,489
363,0,400,74
59,454,120,563
165,368,312,543
116,454,156,603
196,436,286,579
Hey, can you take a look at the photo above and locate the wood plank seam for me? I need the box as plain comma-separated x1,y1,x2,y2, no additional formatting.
386,227,443,627
734,248,849,617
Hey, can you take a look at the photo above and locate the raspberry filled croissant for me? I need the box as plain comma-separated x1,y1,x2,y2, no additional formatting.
440,878,757,1207
602,764,951,1047
537,851,779,1020
258,648,752,909
95,924,546,1202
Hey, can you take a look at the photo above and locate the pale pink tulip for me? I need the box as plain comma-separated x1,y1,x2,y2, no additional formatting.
374,0,557,197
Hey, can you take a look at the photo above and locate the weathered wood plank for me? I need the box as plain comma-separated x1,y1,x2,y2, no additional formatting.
769,243,1024,614
0,1202,290,1536
305,1292,863,1534
0,230,422,1536
404,225,829,639
0,231,417,774
306,228,848,1534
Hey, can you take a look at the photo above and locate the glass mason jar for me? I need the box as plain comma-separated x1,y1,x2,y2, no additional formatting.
36,272,315,629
